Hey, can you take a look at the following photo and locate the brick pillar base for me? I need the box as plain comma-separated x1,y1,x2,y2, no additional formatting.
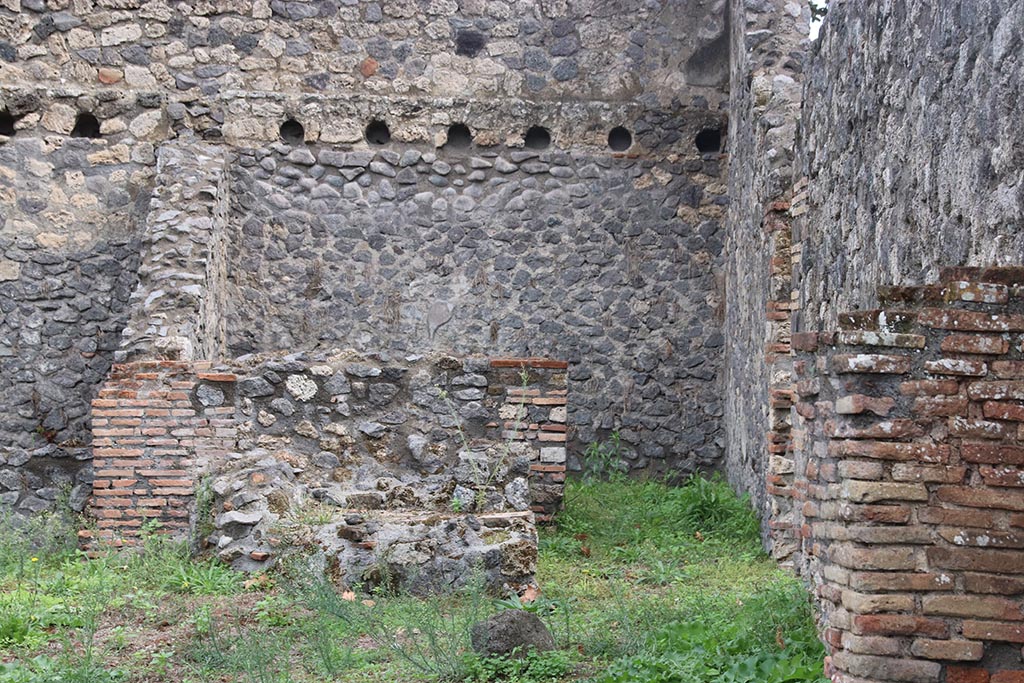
80,361,235,549
794,267,1024,681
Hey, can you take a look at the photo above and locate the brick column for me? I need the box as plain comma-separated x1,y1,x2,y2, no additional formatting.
489,358,569,522
82,361,236,548
794,268,1024,681
764,188,800,567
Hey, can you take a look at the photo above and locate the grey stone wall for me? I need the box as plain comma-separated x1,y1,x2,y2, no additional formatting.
1,0,730,145
0,119,148,513
118,137,230,363
226,105,729,474
0,238,138,513
723,0,806,531
796,0,1024,332
0,0,736,505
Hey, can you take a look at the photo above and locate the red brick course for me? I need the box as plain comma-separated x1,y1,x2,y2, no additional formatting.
85,362,235,549
792,268,1024,680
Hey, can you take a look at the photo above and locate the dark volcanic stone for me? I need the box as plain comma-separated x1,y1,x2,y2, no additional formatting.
470,610,555,658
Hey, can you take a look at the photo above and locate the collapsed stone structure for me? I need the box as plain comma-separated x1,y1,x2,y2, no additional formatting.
2,0,1024,678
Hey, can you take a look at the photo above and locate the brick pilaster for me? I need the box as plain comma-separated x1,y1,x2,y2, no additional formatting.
795,267,1024,681
81,360,235,548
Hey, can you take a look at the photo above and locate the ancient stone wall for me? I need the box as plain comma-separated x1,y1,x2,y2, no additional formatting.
0,0,729,143
796,0,1024,332
722,0,807,559
792,268,1024,681
226,118,727,474
773,1,1024,680
0,94,152,513
118,137,230,363
85,353,566,593
0,0,735,504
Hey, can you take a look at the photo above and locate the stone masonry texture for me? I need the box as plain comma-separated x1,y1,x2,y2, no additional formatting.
796,0,1024,331
0,0,732,513
226,131,727,474
4,0,1024,677
723,0,807,557
770,0,1024,679
84,353,565,593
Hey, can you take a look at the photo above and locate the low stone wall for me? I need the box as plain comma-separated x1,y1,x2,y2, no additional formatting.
792,267,1024,681
84,353,567,592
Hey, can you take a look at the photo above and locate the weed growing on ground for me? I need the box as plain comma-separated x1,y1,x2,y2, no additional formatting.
0,507,78,574
285,563,493,681
463,648,575,683
539,476,825,683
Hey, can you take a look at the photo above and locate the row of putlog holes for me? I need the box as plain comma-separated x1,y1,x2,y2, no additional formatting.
0,109,724,154
282,119,723,154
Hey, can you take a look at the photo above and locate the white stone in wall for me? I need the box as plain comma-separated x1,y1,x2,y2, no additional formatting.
124,65,158,89
129,111,163,139
101,24,143,46
285,374,318,402
540,447,566,463
40,104,76,135
0,261,20,282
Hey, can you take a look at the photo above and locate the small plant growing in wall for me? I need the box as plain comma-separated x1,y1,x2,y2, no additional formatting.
33,425,57,444
582,431,627,481
191,477,216,553
439,369,532,512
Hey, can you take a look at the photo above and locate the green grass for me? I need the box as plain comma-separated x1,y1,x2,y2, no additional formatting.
0,477,825,683
537,476,827,683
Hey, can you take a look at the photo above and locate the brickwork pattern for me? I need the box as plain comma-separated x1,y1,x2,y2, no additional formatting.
82,360,235,547
490,357,568,522
84,355,567,554
792,268,1024,681
763,190,799,566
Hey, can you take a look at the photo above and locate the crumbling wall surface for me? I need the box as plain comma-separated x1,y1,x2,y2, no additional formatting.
86,353,567,593
197,353,566,589
1,0,735,484
794,268,1024,682
722,0,806,555
225,122,728,475
798,0,1024,332
0,1,729,144
117,137,230,363
0,96,153,514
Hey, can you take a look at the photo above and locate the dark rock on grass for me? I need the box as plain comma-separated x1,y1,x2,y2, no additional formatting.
470,610,555,658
